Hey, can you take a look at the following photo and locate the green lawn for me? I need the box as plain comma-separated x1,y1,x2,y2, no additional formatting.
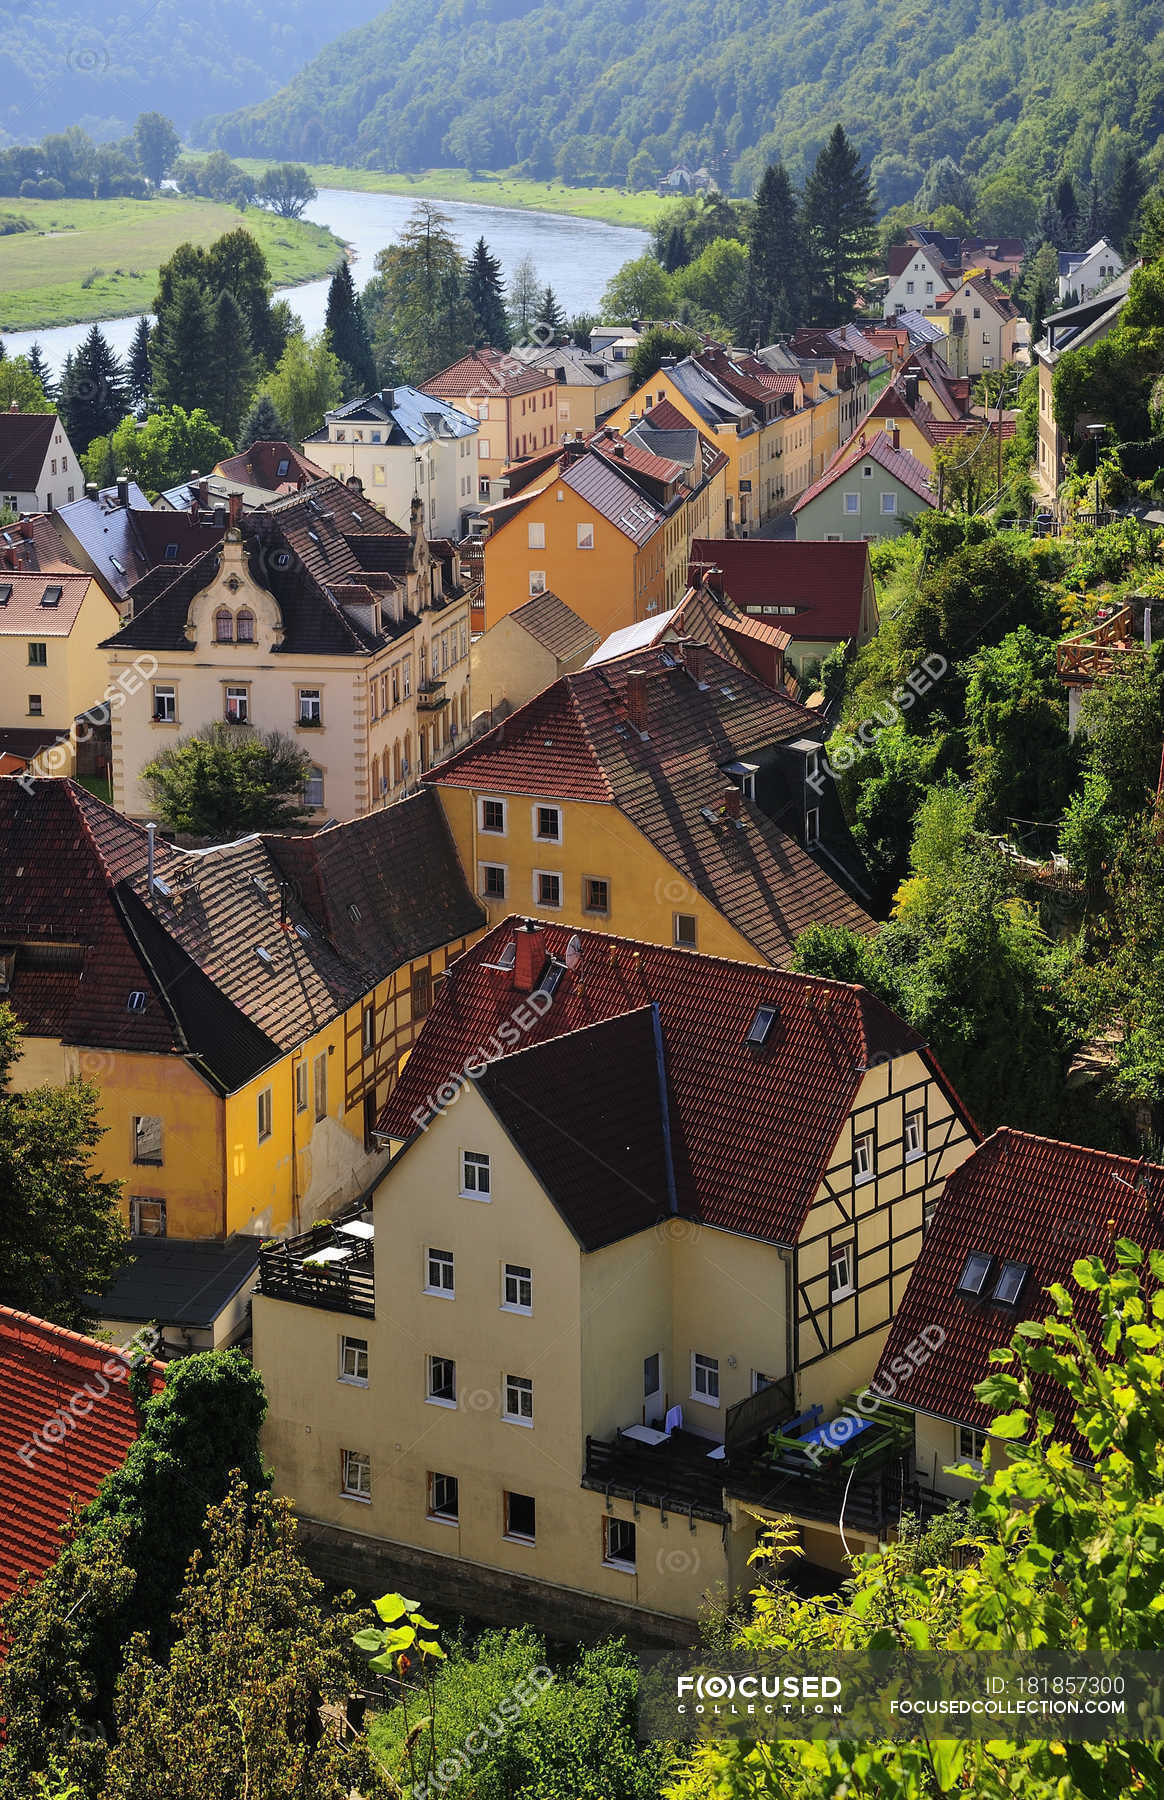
0,194,343,331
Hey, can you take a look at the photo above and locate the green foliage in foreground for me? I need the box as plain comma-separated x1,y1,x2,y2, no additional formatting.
141,722,313,839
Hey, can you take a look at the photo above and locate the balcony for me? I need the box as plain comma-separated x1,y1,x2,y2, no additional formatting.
416,677,451,712
258,1210,375,1318
1057,604,1141,687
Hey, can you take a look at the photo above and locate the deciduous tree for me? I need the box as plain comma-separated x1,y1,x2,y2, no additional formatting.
255,332,344,442
132,111,179,187
142,722,313,838
256,161,317,219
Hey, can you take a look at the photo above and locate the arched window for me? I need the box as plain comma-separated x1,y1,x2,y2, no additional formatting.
235,608,255,643
403,731,412,776
370,754,380,804
393,739,402,785
214,607,234,643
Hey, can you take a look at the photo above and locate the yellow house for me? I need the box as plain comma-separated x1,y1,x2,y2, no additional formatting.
421,349,559,500
603,360,770,534
0,571,120,777
252,919,978,1637
427,641,874,967
516,344,634,433
0,779,484,1250
470,590,600,720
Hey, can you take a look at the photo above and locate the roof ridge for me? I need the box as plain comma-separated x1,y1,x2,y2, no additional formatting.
0,1303,164,1376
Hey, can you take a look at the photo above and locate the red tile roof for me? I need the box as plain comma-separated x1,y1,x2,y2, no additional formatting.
0,1307,165,1609
420,348,552,401
689,538,873,643
873,1129,1164,1457
590,435,685,486
381,919,953,1248
793,429,937,513
214,441,328,492
0,572,105,636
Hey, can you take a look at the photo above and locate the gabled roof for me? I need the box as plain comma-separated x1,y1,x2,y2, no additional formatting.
665,357,756,430
0,571,105,637
213,440,329,492
560,452,666,545
874,1129,1164,1458
0,1306,166,1610
54,483,155,598
420,348,551,401
690,538,873,643
0,411,56,491
307,388,478,447
585,611,678,666
794,429,936,513
381,919,936,1247
506,590,601,664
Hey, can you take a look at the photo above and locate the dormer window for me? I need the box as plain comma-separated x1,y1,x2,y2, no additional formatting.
236,608,255,643
214,607,234,643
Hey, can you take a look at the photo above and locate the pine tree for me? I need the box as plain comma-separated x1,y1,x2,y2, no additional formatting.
1054,173,1078,244
508,252,542,338
1080,180,1108,247
1036,192,1068,247
1110,149,1147,253
127,316,152,413
801,126,877,327
465,236,510,348
59,325,127,454
540,284,566,338
1030,276,1051,346
205,289,256,439
150,275,215,415
323,259,377,397
238,392,288,450
744,162,802,343
24,341,53,401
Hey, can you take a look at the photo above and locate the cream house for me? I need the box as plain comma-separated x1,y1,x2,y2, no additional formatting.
100,479,472,823
0,569,120,776
303,387,478,540
253,920,977,1640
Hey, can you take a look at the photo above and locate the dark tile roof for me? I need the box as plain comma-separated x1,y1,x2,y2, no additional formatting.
690,538,872,644
382,919,940,1247
561,453,665,545
0,411,55,490
874,1129,1164,1459
94,1235,261,1329
0,1305,166,1610
508,591,600,663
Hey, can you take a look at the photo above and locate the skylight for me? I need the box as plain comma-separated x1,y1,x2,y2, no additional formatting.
126,990,147,1012
535,959,566,1000
40,584,62,607
956,1251,994,1297
993,1261,1028,1306
109,558,125,576
0,584,10,605
747,1004,778,1046
347,903,361,922
255,946,275,968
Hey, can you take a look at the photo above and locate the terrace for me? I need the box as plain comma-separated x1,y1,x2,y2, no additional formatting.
257,1207,375,1318
1056,604,1141,686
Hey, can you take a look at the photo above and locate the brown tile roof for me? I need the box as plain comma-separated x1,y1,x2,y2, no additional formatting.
420,348,552,402
671,583,791,689
214,441,328,492
690,538,872,643
508,591,601,663
0,572,103,636
794,430,937,513
382,919,939,1247
874,1129,1164,1458
0,412,55,491
590,435,685,486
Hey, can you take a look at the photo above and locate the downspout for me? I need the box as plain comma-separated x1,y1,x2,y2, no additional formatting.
777,1245,796,1400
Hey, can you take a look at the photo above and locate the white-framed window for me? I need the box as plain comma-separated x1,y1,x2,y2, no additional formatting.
528,570,546,596
958,1425,988,1468
527,521,545,549
132,1114,163,1166
480,862,507,900
604,1515,636,1571
428,1471,459,1522
924,1195,939,1232
691,1351,719,1406
880,492,897,515
533,803,561,842
427,1354,457,1406
426,1247,455,1297
303,765,325,808
461,1150,491,1199
805,807,820,846
829,1243,854,1301
295,1061,308,1114
533,869,562,909
340,1335,368,1384
479,795,507,835
257,1086,272,1143
577,522,594,549
224,685,249,723
853,1130,873,1183
129,1195,166,1237
504,1490,536,1542
503,1373,533,1426
752,1369,773,1394
673,912,697,949
502,1263,532,1313
298,687,322,725
341,1448,371,1500
153,683,176,723
904,1110,925,1161
478,438,491,459
843,493,860,515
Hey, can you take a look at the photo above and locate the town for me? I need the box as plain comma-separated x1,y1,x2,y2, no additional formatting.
0,104,1162,1800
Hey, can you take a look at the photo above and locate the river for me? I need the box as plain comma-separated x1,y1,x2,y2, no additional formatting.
2,187,648,378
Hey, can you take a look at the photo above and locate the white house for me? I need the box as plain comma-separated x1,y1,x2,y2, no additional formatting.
884,244,949,316
0,410,82,516
1057,238,1125,304
304,387,479,540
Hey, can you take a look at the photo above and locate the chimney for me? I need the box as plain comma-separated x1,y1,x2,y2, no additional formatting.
84,482,99,502
613,443,626,459
410,495,424,538
684,640,707,685
198,479,209,508
116,474,130,509
888,425,900,450
512,919,546,994
228,491,243,527
146,821,156,898
8,399,16,413
722,785,741,821
18,517,33,540
626,667,649,735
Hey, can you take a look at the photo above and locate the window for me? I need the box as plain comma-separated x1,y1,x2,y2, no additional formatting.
478,438,490,460
503,1263,532,1312
880,492,897,515
905,280,915,295
132,1114,163,1166
303,766,324,808
224,685,249,723
904,1110,924,1160
361,1003,375,1056
644,1352,661,1400
752,1370,773,1394
534,870,562,909
692,1352,719,1405
426,1247,455,1296
403,656,412,698
958,1426,988,1467
956,1251,994,1296
341,1449,371,1500
298,688,322,725
583,876,609,915
427,1355,457,1405
153,684,176,723
528,570,546,596
257,1086,272,1143
235,609,255,643
924,1196,939,1232
673,912,697,949
428,1471,459,1522
340,1335,369,1384
313,1051,327,1121
462,1150,491,1198
411,965,432,1019
504,1490,536,1542
481,863,507,900
534,804,561,842
747,1004,778,1047
503,1373,533,1425
295,1061,308,1113
972,307,981,320
28,642,46,666
992,1261,1028,1306
577,522,594,549
27,693,41,716
479,796,506,835
527,522,545,549
829,1243,854,1300
129,1196,166,1237
805,807,820,846
214,607,234,642
604,1515,636,1570
843,493,860,514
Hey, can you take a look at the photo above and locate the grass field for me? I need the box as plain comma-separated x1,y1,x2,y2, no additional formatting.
0,194,343,331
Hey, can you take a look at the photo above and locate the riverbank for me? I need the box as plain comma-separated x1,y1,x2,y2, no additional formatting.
0,194,344,333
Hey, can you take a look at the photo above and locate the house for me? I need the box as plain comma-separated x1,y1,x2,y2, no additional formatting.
426,642,874,963
872,1129,1164,1501
931,273,1019,377
688,537,878,680
585,586,793,697
0,569,121,780
884,242,949,315
97,1235,263,1357
420,350,558,501
53,478,224,606
302,389,478,539
789,328,874,440
0,778,484,1252
470,590,600,719
511,344,634,434
0,1306,166,1609
793,429,937,542
1035,266,1140,502
157,444,330,512
1057,238,1125,304
0,408,82,516
251,918,977,1636
603,359,767,534
100,479,472,821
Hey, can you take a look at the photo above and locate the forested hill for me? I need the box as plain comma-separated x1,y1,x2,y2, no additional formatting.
202,0,1164,205
0,0,386,143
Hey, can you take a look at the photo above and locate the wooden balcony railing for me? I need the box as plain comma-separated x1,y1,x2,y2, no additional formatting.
1057,606,1140,684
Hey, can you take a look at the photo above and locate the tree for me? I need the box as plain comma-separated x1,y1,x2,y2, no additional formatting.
126,317,151,413
962,625,1078,833
465,236,510,349
203,228,280,366
933,425,1001,515
0,1005,127,1330
801,124,877,325
915,154,976,219
25,341,53,400
507,251,543,337
149,275,215,416
205,289,258,437
237,392,288,449
132,111,179,187
362,203,476,382
673,236,748,331
539,284,566,339
142,723,313,838
83,408,235,499
1109,147,1146,252
743,162,800,343
626,148,657,191
1054,171,1078,243
600,252,672,322
256,332,344,442
629,324,700,386
0,355,52,413
973,172,1039,239
323,260,376,396
256,162,317,219
1137,181,1164,263
57,325,126,454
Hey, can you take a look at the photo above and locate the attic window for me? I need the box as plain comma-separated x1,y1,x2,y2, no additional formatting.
307,529,322,547
993,1261,1028,1306
109,557,126,576
40,584,62,607
348,902,361,922
255,946,275,969
164,543,179,560
535,959,566,1000
0,585,10,605
746,1004,778,1046
295,924,311,942
273,550,292,570
351,510,364,524
251,875,271,902
956,1251,994,1297
484,940,517,973
276,460,289,479
126,990,147,1012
